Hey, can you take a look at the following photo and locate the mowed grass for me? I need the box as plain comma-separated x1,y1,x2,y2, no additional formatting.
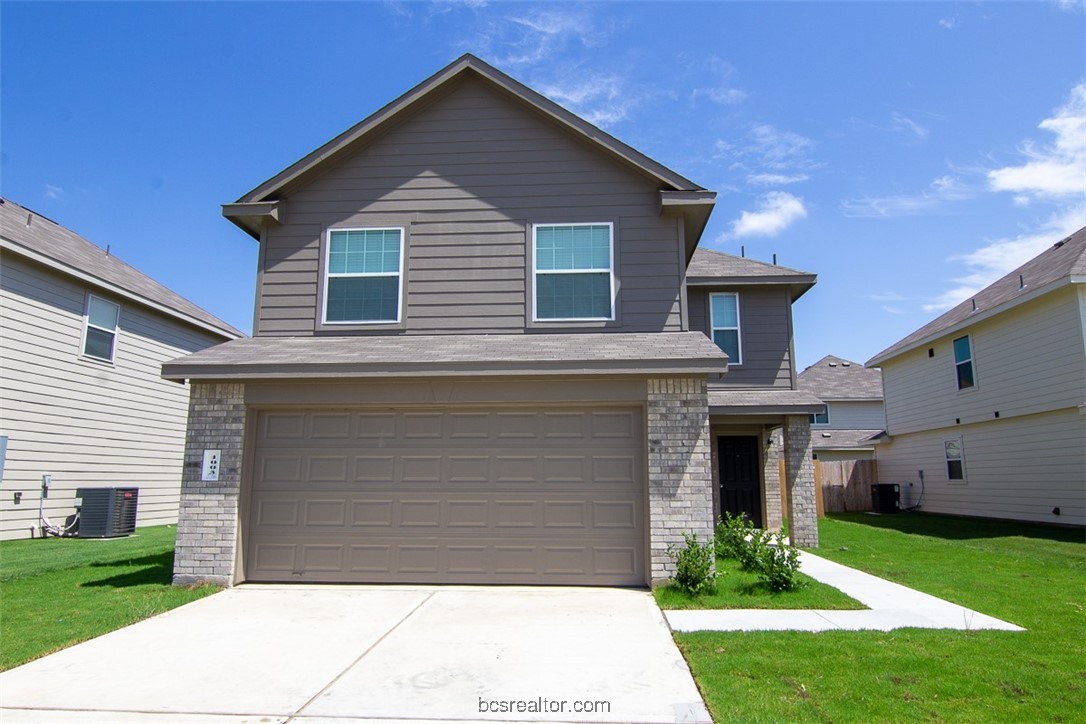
0,525,220,671
654,555,864,610
674,513,1086,723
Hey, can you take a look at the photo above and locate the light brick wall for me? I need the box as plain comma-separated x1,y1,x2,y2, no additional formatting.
783,415,819,547
763,430,784,531
172,382,246,587
647,377,714,583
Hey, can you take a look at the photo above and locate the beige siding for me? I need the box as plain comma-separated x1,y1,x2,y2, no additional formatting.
257,76,683,336
688,287,793,387
0,256,224,540
881,287,1085,436
821,401,886,430
874,408,1085,526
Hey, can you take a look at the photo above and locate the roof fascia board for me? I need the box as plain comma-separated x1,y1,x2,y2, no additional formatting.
686,275,817,286
868,276,1073,366
236,55,702,206
162,361,725,382
222,201,283,240
1,238,240,340
709,403,826,415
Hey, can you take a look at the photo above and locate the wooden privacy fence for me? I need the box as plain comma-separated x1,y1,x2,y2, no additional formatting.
780,459,879,517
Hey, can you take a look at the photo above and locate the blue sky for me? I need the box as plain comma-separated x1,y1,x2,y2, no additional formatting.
3,1,1084,368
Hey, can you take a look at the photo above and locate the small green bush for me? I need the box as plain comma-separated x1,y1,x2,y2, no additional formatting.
667,532,717,596
714,512,750,560
737,527,771,572
759,532,804,592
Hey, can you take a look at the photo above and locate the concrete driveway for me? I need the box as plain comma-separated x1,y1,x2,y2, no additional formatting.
0,586,710,724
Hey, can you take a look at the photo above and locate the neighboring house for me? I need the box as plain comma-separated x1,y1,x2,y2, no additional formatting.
794,355,885,512
162,54,822,588
797,355,885,462
868,227,1086,527
0,197,243,540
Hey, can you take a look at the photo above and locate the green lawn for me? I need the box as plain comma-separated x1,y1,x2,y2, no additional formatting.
674,513,1086,723
654,555,864,610
0,525,220,671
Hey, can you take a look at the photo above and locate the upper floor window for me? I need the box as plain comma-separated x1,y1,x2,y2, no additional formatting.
533,223,614,321
953,335,975,390
709,293,742,364
324,228,403,324
809,407,829,425
82,295,120,362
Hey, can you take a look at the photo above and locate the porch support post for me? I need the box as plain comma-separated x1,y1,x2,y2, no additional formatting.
762,429,784,532
783,415,819,547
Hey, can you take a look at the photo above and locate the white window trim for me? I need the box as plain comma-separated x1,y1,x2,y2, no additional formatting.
531,222,616,322
321,227,405,325
709,292,743,365
81,293,119,363
810,407,830,426
944,437,967,483
953,334,977,392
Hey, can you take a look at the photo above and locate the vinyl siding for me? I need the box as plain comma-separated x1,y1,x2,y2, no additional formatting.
688,287,793,387
256,76,683,336
881,286,1085,436
0,256,225,540
874,408,1085,526
819,401,886,430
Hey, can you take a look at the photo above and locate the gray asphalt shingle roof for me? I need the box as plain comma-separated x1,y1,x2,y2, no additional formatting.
798,355,884,400
1,197,242,339
707,388,825,414
869,226,1086,365
687,247,813,279
162,331,729,380
811,428,885,451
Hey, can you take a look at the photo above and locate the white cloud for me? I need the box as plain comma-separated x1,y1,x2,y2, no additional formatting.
988,82,1086,198
715,124,815,175
692,86,747,105
890,111,929,141
723,192,808,240
536,72,632,127
922,203,1086,312
747,173,809,186
938,17,957,30
840,175,972,218
43,184,64,200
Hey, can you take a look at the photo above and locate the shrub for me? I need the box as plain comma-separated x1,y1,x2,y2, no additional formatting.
737,527,771,573
714,512,750,560
667,532,717,596
758,532,804,592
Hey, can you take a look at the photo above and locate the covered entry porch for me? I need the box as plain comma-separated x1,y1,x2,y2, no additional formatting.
708,389,824,546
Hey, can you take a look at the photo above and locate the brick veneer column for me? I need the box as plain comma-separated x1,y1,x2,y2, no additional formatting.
647,377,714,583
172,382,246,587
762,429,784,531
783,415,819,547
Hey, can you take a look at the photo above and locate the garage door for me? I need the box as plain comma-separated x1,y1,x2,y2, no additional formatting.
245,407,645,585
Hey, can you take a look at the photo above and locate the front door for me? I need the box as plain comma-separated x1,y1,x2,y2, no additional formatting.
718,436,762,527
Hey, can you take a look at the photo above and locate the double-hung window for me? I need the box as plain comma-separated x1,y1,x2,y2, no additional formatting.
324,228,403,324
953,335,975,390
82,295,120,362
533,223,614,320
944,438,966,481
809,407,829,425
709,293,742,364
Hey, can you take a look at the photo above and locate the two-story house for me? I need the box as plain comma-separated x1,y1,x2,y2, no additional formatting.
0,197,242,539
868,227,1085,526
163,55,822,588
797,356,886,463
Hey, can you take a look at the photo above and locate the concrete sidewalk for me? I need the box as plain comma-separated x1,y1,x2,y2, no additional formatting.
665,551,1025,633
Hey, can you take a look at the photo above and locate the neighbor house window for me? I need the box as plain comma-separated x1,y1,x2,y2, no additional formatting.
809,407,829,425
324,228,403,323
82,295,120,362
953,335,975,390
944,438,965,480
709,293,742,364
533,223,614,320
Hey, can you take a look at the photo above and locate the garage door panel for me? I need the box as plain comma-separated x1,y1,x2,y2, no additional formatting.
247,407,645,585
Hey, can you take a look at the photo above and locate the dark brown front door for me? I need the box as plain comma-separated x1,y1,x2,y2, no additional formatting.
718,436,762,527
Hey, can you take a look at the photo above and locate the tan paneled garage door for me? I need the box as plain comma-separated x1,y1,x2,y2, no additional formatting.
245,407,645,585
